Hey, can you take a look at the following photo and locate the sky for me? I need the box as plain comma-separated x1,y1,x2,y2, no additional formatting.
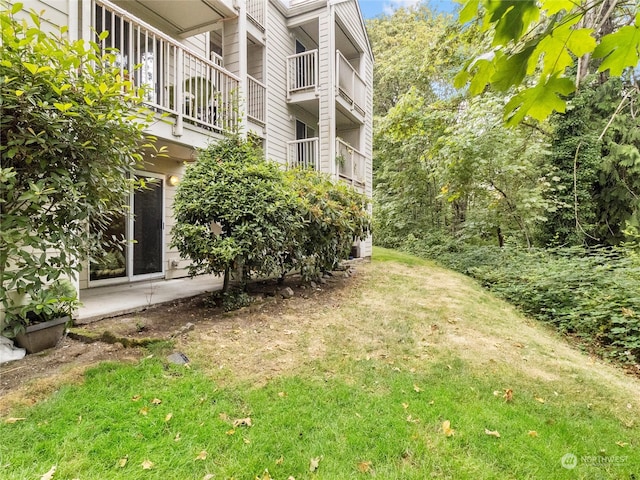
358,0,459,19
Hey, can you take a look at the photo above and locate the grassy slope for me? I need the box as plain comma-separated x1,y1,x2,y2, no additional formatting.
1,247,639,479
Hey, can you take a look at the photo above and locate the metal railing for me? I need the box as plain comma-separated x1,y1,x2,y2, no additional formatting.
287,138,319,170
94,0,240,133
336,51,365,117
247,0,265,31
287,50,318,95
336,138,365,185
247,75,266,125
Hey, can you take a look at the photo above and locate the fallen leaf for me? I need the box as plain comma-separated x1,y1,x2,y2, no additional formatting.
357,461,372,473
535,397,545,404
406,415,420,423
141,459,154,470
493,390,500,397
233,417,252,427
139,406,149,416
528,430,538,437
616,441,628,447
429,400,435,405
203,475,214,480
226,429,236,435
165,413,173,422
309,456,322,472
195,450,208,460
219,412,230,422
442,420,455,437
278,391,286,397
503,389,513,402
77,415,82,423
40,465,56,480
276,456,284,465
244,437,251,444
402,402,409,409
287,477,295,480
151,398,162,405
484,428,501,438
256,469,273,480
413,384,422,393
131,395,142,401
5,417,26,423
174,432,182,442
118,457,128,468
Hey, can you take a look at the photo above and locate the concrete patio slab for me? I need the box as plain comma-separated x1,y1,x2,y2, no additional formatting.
76,274,224,324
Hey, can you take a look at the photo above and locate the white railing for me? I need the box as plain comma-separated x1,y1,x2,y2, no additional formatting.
247,75,266,125
336,138,365,185
247,0,265,31
287,138,319,170
287,50,318,95
94,0,239,133
336,51,365,117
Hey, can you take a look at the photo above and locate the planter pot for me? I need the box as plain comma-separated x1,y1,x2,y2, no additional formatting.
14,316,69,354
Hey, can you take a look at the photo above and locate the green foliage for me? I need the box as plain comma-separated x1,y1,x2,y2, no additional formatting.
457,0,639,124
540,77,640,246
171,137,370,288
0,5,155,330
285,170,371,279
171,136,303,289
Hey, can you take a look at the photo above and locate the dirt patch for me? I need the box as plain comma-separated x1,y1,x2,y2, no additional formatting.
0,265,360,415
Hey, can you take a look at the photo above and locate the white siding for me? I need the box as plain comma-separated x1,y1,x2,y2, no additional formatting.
265,5,294,164
12,0,69,33
316,9,332,174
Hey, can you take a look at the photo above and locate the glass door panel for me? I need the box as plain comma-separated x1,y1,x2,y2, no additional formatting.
90,213,127,281
133,179,164,276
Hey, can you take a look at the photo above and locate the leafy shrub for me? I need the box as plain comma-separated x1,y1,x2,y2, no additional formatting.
285,170,371,280
171,137,371,290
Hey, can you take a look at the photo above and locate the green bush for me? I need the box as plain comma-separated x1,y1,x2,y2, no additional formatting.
171,137,371,290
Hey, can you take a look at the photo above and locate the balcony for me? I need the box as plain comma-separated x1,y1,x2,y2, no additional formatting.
336,138,365,186
287,138,319,170
247,75,266,126
247,0,266,32
94,0,240,136
336,51,365,122
287,50,318,99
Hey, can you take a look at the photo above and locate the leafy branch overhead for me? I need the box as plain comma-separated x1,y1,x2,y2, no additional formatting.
455,0,640,124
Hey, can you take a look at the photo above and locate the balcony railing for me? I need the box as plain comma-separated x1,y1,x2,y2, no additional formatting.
287,138,319,170
336,138,365,186
247,0,265,31
336,51,365,117
287,50,318,96
247,75,266,126
94,0,239,134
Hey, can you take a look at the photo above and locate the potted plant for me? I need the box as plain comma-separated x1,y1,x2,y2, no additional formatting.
2,279,81,354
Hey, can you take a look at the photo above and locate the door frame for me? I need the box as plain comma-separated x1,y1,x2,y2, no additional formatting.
88,170,165,287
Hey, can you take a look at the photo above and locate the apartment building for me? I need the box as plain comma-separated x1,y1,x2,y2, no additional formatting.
15,0,373,294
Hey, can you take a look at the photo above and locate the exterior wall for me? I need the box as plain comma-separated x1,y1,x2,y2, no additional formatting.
316,8,333,174
264,4,295,164
12,0,69,32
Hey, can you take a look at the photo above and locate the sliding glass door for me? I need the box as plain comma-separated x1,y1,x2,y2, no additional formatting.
90,172,165,284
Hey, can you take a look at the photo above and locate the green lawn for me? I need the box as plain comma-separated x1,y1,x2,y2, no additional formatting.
1,248,639,479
